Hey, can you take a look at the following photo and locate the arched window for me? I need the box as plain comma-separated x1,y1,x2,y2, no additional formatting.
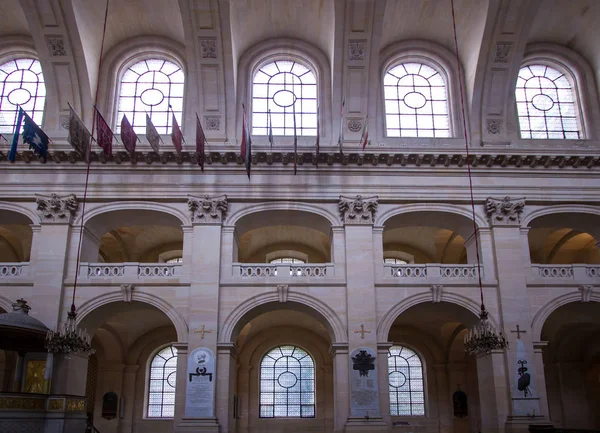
166,257,182,263
147,345,178,418
388,345,425,416
384,258,408,265
260,345,315,418
384,62,449,138
516,64,580,139
252,60,317,136
270,257,305,264
117,59,184,134
0,58,45,134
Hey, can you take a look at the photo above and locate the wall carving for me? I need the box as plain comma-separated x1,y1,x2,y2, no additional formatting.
349,40,366,61
578,285,594,302
494,43,512,63
200,39,217,58
46,36,67,56
188,194,228,223
204,115,220,130
339,195,378,225
431,284,443,303
121,284,134,302
485,196,525,226
347,118,363,132
487,118,502,134
277,284,289,303
36,193,78,224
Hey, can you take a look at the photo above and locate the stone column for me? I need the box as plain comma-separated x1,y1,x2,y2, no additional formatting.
331,226,346,278
476,350,510,433
339,195,387,432
484,197,550,432
372,227,385,279
174,195,228,433
215,343,238,433
173,343,189,426
331,343,350,433
434,364,452,433
220,226,236,278
119,364,139,433
464,228,495,280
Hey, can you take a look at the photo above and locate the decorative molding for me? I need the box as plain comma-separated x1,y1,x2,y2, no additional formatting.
349,40,366,61
431,284,443,303
204,115,220,131
339,195,378,225
36,193,78,224
487,118,501,135
120,284,134,302
46,36,67,56
485,196,525,226
347,118,363,132
59,114,69,130
277,284,289,303
578,285,594,302
494,43,512,63
200,39,217,59
188,194,228,224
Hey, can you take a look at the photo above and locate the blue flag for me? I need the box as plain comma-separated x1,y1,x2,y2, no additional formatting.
9,108,49,162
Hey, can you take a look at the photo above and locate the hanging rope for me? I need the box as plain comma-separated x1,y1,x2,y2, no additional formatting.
449,0,486,313
70,0,111,315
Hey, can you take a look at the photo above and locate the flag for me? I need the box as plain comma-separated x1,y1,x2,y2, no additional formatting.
293,104,297,175
360,117,369,150
315,105,320,167
171,112,183,154
9,108,49,162
268,109,274,149
67,104,92,161
95,107,114,156
196,114,206,171
240,104,252,179
145,113,161,153
120,114,137,155
338,98,345,155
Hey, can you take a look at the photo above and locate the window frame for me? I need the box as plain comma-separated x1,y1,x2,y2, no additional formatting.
258,344,316,419
388,344,426,417
144,344,178,420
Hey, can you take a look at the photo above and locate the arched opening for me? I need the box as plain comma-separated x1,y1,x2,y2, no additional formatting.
83,209,184,263
234,210,332,263
78,301,178,433
528,213,600,265
386,301,481,433
0,210,33,263
229,301,335,433
541,302,600,429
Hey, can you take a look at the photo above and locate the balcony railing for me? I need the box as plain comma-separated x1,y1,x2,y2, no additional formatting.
530,264,600,283
81,262,182,279
0,263,29,277
383,263,482,282
233,263,334,279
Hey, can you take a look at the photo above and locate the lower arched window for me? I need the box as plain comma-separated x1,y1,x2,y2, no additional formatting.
388,345,425,416
147,345,178,418
260,345,315,418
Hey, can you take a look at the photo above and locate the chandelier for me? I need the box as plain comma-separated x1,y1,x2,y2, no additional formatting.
45,306,94,355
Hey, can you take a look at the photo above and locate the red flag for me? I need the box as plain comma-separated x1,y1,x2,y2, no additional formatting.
171,112,183,154
120,114,137,155
361,118,369,150
240,104,251,179
95,107,114,156
196,114,206,171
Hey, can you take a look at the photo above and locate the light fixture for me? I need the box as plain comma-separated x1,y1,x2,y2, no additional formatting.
45,306,94,355
449,0,509,356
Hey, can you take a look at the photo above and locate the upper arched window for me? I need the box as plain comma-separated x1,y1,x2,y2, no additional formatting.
0,58,45,134
117,59,184,134
147,345,178,418
516,64,580,139
384,62,449,138
260,345,315,418
388,345,425,416
252,60,317,136
270,257,305,264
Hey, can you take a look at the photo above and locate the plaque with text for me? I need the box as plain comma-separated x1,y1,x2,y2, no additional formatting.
349,347,380,417
185,347,215,417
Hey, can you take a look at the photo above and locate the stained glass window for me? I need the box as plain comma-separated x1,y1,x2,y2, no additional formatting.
252,60,317,136
516,65,580,139
0,59,45,134
147,345,178,418
260,345,315,418
388,345,425,416
384,62,449,138
117,59,184,134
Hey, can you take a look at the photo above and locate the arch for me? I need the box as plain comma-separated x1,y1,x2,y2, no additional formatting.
219,292,346,344
376,203,487,232
0,203,38,225
226,201,340,230
388,344,426,416
237,38,333,144
145,343,178,418
0,295,14,313
0,36,37,64
75,290,188,343
379,40,467,140
522,204,600,228
531,292,600,342
377,292,490,342
76,201,190,228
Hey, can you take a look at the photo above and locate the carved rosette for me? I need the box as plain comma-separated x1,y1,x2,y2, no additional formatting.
36,193,78,224
339,195,378,225
188,194,228,224
485,196,525,226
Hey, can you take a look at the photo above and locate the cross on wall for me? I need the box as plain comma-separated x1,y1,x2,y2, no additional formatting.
510,325,526,339
353,324,371,339
192,324,213,339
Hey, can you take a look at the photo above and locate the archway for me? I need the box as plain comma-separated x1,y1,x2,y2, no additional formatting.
541,301,600,429
78,301,179,433
0,209,34,263
385,301,482,433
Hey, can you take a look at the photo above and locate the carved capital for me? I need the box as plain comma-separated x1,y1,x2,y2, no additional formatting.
121,284,134,302
188,194,228,224
485,196,525,226
339,195,378,225
431,285,443,303
578,285,594,303
36,193,78,224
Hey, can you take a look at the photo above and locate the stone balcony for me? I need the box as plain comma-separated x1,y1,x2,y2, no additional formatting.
377,263,488,286
528,264,600,286
225,262,341,285
74,262,185,285
0,263,32,286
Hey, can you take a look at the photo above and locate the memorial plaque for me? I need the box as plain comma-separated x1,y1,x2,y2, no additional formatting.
512,339,540,416
185,347,215,417
349,347,380,417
